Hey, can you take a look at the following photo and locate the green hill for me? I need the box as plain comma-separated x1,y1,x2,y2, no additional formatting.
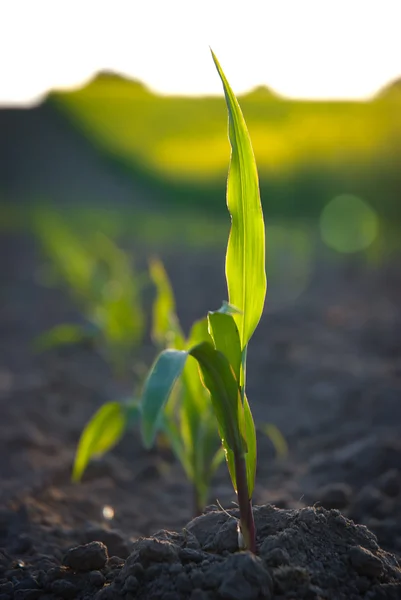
50,72,401,220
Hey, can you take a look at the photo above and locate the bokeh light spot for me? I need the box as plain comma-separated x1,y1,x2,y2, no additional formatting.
102,505,114,520
320,194,378,253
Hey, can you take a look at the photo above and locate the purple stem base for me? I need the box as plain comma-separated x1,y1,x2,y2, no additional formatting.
234,453,256,553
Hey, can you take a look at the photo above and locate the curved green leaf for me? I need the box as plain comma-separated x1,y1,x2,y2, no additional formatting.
72,402,126,482
189,341,241,453
258,422,288,459
140,349,188,448
161,413,192,480
211,50,267,349
187,317,212,349
207,311,241,382
149,257,182,347
184,317,213,414
125,399,142,428
34,323,93,352
90,232,145,352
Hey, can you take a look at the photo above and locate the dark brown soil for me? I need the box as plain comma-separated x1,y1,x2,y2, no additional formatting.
1,231,400,599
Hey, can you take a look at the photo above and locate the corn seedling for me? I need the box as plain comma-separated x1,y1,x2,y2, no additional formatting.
72,254,285,513
72,51,267,551
138,51,266,552
33,210,145,375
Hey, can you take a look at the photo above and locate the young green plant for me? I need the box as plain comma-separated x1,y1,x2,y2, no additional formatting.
72,257,225,515
139,50,266,552
33,210,145,376
149,257,225,515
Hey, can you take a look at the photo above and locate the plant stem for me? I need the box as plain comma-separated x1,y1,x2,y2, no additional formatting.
234,452,256,553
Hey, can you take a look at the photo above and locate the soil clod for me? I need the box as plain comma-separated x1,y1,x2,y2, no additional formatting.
62,541,108,572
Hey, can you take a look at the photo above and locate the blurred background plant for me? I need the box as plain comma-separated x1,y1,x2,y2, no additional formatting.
33,208,146,376
71,256,226,515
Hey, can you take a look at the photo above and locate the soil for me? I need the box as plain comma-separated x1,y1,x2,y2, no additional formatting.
1,230,401,599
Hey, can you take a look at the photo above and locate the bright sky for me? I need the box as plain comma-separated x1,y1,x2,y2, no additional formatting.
1,0,400,107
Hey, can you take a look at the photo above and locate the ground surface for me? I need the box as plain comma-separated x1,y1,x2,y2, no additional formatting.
0,228,400,598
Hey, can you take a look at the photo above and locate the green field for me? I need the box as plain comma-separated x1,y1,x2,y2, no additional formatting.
51,74,401,221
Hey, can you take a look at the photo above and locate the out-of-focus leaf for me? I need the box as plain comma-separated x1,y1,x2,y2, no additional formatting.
140,349,188,448
186,317,212,349
124,399,142,428
211,50,267,350
34,323,94,352
259,423,288,459
189,341,241,453
33,210,95,301
92,232,145,351
34,212,146,374
72,402,126,482
210,446,226,474
149,257,181,347
194,411,221,489
162,413,192,480
207,311,242,382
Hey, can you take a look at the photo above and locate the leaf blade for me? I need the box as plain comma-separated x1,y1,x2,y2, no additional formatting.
72,402,126,482
149,257,181,347
140,349,188,448
211,50,267,349
207,311,242,383
188,341,241,453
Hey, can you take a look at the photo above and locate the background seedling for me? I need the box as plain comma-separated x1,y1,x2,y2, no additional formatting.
72,256,225,514
33,209,145,376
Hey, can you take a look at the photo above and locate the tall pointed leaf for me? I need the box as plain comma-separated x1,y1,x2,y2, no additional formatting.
140,349,188,447
211,50,266,349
